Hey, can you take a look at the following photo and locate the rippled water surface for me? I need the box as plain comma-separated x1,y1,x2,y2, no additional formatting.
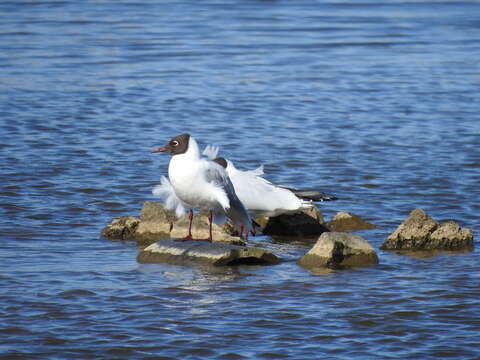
1,1,480,359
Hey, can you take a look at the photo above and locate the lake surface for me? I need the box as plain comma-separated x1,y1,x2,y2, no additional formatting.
1,1,479,359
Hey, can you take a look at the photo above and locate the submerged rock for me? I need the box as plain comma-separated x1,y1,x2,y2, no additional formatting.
298,232,379,270
262,206,329,238
327,211,375,232
381,208,474,251
101,216,140,240
137,239,280,266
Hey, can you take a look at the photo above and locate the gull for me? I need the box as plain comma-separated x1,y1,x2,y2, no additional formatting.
154,144,337,219
212,156,337,218
151,133,252,242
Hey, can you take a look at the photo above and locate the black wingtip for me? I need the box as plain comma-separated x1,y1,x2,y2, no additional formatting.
250,219,263,235
290,189,339,202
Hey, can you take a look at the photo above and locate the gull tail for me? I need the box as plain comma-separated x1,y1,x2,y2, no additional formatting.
280,186,338,202
152,176,187,218
293,189,338,202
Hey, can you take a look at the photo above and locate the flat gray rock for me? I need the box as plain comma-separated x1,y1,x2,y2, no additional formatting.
137,239,281,266
299,232,379,270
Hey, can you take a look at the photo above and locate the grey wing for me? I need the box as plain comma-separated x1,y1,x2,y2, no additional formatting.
205,162,252,232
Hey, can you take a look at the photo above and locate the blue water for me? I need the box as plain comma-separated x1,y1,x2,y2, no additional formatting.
1,1,479,359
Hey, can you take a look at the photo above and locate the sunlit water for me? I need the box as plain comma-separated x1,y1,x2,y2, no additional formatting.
1,1,479,359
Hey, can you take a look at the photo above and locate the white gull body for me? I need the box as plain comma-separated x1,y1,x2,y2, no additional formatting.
204,144,317,217
219,158,314,218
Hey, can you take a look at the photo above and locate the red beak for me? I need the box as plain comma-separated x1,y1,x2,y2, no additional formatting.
151,146,167,153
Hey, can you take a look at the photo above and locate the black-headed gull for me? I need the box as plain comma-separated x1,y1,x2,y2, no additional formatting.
212,157,335,218
154,144,337,219
203,144,337,202
151,133,252,242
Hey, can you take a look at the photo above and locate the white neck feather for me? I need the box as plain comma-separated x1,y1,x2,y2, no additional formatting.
184,136,200,159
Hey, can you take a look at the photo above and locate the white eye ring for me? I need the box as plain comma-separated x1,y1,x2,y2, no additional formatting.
171,140,179,146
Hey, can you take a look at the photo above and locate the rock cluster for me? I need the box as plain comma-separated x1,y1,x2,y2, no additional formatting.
101,201,244,245
101,202,474,269
299,232,379,270
102,202,381,268
381,208,474,251
101,202,376,244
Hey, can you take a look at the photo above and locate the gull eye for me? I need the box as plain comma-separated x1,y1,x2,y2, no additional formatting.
171,140,179,146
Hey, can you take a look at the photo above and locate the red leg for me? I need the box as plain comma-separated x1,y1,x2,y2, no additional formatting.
176,210,212,242
208,211,213,242
239,224,250,241
187,209,193,238
175,209,194,241
190,211,213,242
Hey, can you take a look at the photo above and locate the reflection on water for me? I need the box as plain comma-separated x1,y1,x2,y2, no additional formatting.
1,0,479,359
390,248,475,259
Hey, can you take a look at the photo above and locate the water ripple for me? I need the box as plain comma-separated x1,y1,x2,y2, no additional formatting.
1,0,479,359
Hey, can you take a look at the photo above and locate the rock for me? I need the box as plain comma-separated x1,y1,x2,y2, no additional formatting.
262,206,329,238
381,208,474,251
252,217,269,229
101,202,246,245
221,218,264,238
133,201,175,244
220,220,237,235
134,221,172,245
384,208,437,247
101,216,140,240
140,201,177,224
327,211,375,232
298,232,379,270
170,212,245,245
302,206,325,224
137,239,280,266
430,221,474,248
141,201,244,244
